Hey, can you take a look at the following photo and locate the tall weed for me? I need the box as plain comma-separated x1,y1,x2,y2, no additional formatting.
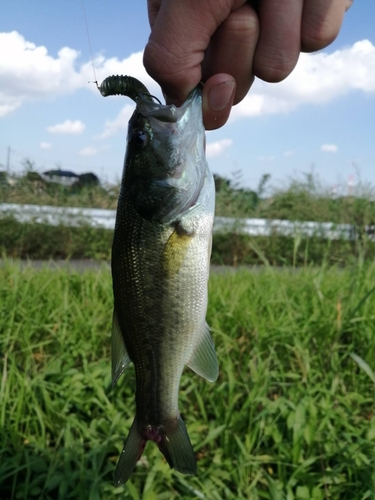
1,261,375,498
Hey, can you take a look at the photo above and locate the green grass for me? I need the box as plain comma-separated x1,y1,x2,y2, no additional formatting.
1,260,375,499
0,216,114,261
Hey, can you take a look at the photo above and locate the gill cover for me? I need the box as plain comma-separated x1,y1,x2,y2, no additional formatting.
127,89,207,223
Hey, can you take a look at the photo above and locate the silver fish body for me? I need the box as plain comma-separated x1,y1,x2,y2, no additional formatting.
111,87,218,485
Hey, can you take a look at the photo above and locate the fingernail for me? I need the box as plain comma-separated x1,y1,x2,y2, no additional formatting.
208,81,235,111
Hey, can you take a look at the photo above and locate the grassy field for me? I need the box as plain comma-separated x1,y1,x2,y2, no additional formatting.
1,260,375,499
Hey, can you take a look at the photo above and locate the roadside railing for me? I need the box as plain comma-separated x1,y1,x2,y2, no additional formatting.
1,203,374,241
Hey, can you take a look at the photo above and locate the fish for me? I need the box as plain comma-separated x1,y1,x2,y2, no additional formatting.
100,75,219,486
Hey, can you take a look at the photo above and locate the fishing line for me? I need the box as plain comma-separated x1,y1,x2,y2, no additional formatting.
81,0,98,87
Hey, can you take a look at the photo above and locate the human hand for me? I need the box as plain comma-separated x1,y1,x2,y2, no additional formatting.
143,0,352,130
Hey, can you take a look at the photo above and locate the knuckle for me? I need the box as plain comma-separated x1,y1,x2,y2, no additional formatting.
254,49,298,83
223,6,259,38
301,15,341,52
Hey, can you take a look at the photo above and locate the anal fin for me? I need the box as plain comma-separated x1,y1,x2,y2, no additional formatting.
111,308,131,387
187,323,219,382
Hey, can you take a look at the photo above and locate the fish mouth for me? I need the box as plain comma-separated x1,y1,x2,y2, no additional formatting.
135,87,203,156
136,88,201,125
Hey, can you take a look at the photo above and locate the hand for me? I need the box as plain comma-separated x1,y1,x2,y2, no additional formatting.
144,0,352,130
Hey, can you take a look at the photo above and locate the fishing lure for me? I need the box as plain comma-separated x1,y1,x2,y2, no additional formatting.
97,75,157,103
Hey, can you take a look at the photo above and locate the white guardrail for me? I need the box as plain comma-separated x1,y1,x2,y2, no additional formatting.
0,203,373,241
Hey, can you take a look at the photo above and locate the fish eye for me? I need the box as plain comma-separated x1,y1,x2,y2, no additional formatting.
133,130,148,147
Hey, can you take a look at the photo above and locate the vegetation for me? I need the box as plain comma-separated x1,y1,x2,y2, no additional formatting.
1,164,375,265
2,162,375,224
0,160,118,209
0,217,113,261
1,260,375,499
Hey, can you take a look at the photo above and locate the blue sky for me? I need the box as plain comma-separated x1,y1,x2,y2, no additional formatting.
1,1,374,192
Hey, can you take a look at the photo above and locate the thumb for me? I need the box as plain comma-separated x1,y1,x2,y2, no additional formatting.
202,75,236,130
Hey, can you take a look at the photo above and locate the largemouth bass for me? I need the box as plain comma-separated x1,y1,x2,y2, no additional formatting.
99,75,218,485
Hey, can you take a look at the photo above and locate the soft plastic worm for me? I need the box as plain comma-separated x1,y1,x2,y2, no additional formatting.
98,75,153,102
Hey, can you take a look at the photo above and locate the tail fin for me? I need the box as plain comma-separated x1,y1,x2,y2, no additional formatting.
159,417,197,476
114,416,196,486
114,418,145,486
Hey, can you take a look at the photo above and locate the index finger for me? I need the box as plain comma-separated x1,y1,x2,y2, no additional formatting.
144,0,246,105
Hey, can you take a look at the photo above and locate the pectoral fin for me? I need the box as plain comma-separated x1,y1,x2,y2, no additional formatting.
111,308,131,387
162,223,193,278
163,204,203,278
187,323,219,382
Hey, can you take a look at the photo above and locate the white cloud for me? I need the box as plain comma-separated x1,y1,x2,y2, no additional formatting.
0,102,20,117
0,31,159,117
79,146,97,156
321,144,338,153
206,139,233,158
47,120,85,134
98,104,134,139
0,31,83,117
258,155,275,162
283,150,294,157
40,142,52,149
230,39,375,121
0,31,374,120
